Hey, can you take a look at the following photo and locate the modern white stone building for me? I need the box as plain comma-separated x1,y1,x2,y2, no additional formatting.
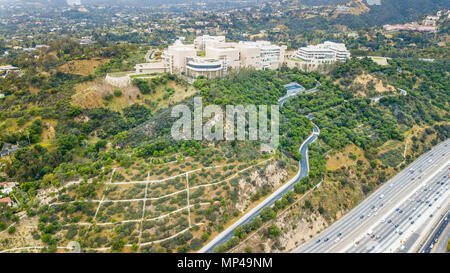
287,41,350,71
163,40,197,74
134,36,287,80
185,57,225,79
134,62,168,74
205,45,241,70
236,41,287,70
194,35,226,51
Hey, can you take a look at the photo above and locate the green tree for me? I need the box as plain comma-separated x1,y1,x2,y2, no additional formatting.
0,221,7,231
268,224,281,238
114,89,123,97
111,237,126,252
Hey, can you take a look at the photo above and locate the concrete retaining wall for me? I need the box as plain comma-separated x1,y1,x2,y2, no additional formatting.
105,74,131,87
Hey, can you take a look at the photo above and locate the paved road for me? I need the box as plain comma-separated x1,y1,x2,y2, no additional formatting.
144,50,154,62
199,85,321,253
295,138,450,253
0,146,19,157
369,88,407,103
278,83,320,106
349,169,449,253
198,124,320,253
421,210,449,253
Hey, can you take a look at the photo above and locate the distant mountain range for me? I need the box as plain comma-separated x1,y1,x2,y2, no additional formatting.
3,0,448,9
335,0,449,27
4,0,267,7
298,0,348,5
4,0,450,25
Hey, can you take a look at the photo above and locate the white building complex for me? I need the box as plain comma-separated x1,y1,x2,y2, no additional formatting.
135,35,287,81
287,41,351,72
236,41,286,70
0,65,21,77
194,35,226,51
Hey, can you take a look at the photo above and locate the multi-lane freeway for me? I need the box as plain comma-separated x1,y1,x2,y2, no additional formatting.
420,210,449,253
295,138,450,253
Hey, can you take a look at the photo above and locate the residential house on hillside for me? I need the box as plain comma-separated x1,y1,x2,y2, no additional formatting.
0,197,12,207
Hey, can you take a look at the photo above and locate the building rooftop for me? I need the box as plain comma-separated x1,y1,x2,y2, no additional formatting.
135,62,166,68
300,41,348,52
284,83,305,95
0,65,20,71
0,197,11,203
168,41,195,51
238,41,281,50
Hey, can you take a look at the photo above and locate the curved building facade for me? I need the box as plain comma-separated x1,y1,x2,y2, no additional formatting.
185,57,225,79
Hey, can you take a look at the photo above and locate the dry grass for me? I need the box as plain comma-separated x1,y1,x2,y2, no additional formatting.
40,119,57,147
71,77,198,112
354,73,395,94
326,144,365,171
335,72,396,97
58,58,110,76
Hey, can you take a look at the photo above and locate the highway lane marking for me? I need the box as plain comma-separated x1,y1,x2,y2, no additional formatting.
325,157,450,253
301,143,449,252
371,185,447,253
305,152,445,252
301,158,428,253
297,138,449,253
430,210,450,253
341,161,449,252
402,197,450,253
375,178,447,246
413,199,450,252
351,168,449,253
333,180,424,253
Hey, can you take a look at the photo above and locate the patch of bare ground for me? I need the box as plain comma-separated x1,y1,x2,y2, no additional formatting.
235,162,288,213
325,144,366,171
58,58,110,76
335,73,396,97
72,77,198,112
0,215,40,251
231,174,366,253
72,78,142,109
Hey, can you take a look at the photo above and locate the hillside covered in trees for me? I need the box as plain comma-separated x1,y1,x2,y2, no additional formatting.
0,31,448,253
